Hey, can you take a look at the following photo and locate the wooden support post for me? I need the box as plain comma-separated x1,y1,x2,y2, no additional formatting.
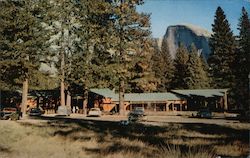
147,103,151,111
224,91,228,111
166,102,169,111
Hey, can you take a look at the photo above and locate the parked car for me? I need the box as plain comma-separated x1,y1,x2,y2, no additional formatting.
130,107,145,116
120,120,130,125
128,107,146,122
28,108,44,116
88,108,102,117
0,107,21,120
196,108,212,118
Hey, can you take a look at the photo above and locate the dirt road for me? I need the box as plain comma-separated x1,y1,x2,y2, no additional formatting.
20,114,250,129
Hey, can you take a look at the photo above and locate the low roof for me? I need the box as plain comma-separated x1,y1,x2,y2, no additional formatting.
171,89,228,98
125,93,182,102
90,89,183,102
90,88,118,99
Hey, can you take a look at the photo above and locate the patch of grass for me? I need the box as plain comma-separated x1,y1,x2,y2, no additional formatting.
169,138,217,146
214,141,250,157
0,118,249,158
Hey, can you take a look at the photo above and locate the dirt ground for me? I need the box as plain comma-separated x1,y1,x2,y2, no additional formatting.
35,113,250,129
1,113,249,158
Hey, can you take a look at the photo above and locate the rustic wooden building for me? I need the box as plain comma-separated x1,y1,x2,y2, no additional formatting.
89,88,228,113
1,88,228,114
89,88,187,113
171,89,228,111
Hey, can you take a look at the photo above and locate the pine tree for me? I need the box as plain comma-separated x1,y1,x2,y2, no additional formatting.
47,0,81,108
110,0,152,115
185,44,210,89
200,53,209,72
0,0,51,114
171,44,189,89
200,53,212,86
161,38,174,91
152,38,174,92
208,6,237,89
151,42,164,91
236,7,250,110
70,0,114,114
130,38,158,93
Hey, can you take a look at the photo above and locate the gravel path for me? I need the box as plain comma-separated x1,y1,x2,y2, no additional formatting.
18,114,250,129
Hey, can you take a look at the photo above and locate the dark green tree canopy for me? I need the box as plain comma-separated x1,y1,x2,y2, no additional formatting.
0,0,51,90
235,7,250,110
185,44,210,89
171,43,189,89
152,38,174,92
208,6,237,89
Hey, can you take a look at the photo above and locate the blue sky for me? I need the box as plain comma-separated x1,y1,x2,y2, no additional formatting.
137,0,250,38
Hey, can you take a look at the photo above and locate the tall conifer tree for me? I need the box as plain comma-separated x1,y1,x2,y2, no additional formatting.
48,0,81,108
130,38,158,92
0,0,50,114
208,7,237,89
172,44,189,89
236,7,250,110
185,44,210,89
71,0,114,114
110,0,152,115
152,38,174,91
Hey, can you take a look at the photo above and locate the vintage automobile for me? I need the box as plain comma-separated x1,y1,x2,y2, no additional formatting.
132,107,145,115
88,108,102,117
128,107,146,122
196,108,212,118
0,107,21,120
28,108,44,116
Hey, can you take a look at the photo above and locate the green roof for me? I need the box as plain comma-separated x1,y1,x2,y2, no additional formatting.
90,88,228,101
171,89,228,98
90,88,118,99
90,89,183,102
125,93,182,102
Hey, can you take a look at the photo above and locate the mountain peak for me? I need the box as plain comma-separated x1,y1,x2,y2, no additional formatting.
174,24,212,37
161,24,211,59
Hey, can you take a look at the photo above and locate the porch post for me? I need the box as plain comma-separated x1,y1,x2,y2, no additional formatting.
166,102,169,111
224,91,228,111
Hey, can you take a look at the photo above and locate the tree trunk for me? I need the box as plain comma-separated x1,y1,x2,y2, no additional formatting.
60,81,65,106
21,79,28,115
224,91,228,111
60,48,65,106
119,80,125,115
83,87,88,115
66,90,71,108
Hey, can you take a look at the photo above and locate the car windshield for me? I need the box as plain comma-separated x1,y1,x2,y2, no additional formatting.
135,107,144,110
199,109,209,112
31,109,39,112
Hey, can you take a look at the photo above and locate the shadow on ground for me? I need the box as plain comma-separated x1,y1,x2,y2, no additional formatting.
20,116,250,158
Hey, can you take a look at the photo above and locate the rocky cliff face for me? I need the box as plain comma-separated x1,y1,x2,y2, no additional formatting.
160,24,211,59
